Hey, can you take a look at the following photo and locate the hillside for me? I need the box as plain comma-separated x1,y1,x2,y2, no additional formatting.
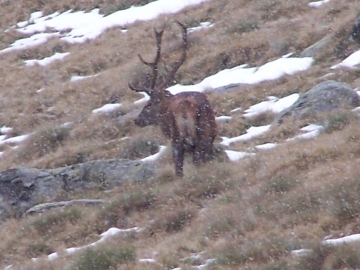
1,0,360,269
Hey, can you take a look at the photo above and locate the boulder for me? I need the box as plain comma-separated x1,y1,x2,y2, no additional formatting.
50,159,156,191
300,35,332,58
275,80,360,124
0,168,57,219
0,159,156,220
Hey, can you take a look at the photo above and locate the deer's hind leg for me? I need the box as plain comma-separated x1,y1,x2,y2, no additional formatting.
172,139,185,177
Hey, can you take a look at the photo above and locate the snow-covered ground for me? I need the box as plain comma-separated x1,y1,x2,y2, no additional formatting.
2,0,360,268
308,0,332,8
1,0,360,161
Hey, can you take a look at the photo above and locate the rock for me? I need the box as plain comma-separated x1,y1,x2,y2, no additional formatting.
300,35,332,58
211,83,245,93
275,80,360,124
0,168,59,219
26,199,107,214
0,159,156,220
50,159,156,191
350,15,360,43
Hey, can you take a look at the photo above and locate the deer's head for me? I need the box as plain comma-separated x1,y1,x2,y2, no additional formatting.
133,90,172,127
129,21,187,127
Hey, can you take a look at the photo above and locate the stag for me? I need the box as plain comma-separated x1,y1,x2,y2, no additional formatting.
129,22,217,177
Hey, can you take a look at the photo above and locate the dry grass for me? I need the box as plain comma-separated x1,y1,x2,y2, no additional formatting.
1,0,360,269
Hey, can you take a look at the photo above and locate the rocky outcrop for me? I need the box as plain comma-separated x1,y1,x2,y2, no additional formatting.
275,80,360,124
0,159,156,220
26,199,107,214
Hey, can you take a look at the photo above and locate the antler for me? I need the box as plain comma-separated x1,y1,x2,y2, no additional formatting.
157,21,187,90
128,26,164,94
138,28,164,89
129,21,187,94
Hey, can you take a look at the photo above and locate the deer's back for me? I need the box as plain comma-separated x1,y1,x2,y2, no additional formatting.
166,92,217,144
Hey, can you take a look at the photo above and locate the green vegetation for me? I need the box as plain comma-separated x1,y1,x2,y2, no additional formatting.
71,245,136,270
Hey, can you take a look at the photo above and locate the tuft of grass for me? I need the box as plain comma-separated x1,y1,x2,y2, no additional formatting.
17,126,70,161
261,259,290,270
157,254,179,270
116,137,159,160
71,244,136,270
205,216,237,240
331,177,360,224
98,189,156,228
246,112,276,127
26,240,53,258
215,244,246,266
151,209,195,233
264,176,299,193
296,241,360,270
323,111,354,133
30,207,82,236
291,148,342,171
215,236,297,266
155,166,177,185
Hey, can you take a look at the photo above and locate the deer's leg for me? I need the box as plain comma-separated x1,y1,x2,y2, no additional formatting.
192,143,201,166
172,140,185,177
196,138,213,164
193,142,204,166
203,141,214,162
193,138,206,164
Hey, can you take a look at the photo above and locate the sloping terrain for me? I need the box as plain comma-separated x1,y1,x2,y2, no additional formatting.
1,0,360,269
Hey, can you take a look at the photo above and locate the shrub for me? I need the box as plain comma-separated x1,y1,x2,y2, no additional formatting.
71,245,135,270
117,138,159,160
157,255,179,270
206,217,237,240
26,240,53,258
151,209,194,233
30,207,82,235
264,176,298,193
215,244,247,265
17,126,70,160
296,242,360,270
331,178,360,223
323,111,353,133
215,236,297,266
99,190,156,227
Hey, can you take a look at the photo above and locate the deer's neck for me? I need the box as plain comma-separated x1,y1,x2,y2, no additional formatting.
158,93,174,138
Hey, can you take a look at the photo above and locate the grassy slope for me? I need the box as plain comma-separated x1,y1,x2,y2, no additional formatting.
1,0,360,269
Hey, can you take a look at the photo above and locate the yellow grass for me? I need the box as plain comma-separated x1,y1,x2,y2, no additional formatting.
1,0,360,269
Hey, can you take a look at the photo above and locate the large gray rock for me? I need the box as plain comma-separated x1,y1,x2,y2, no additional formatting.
0,168,57,219
0,159,156,220
275,80,360,124
300,35,332,58
50,159,155,190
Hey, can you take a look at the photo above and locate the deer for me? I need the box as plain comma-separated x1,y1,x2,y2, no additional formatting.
129,21,217,177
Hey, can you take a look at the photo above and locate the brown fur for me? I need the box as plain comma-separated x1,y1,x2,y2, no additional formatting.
135,91,217,177
130,22,217,176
